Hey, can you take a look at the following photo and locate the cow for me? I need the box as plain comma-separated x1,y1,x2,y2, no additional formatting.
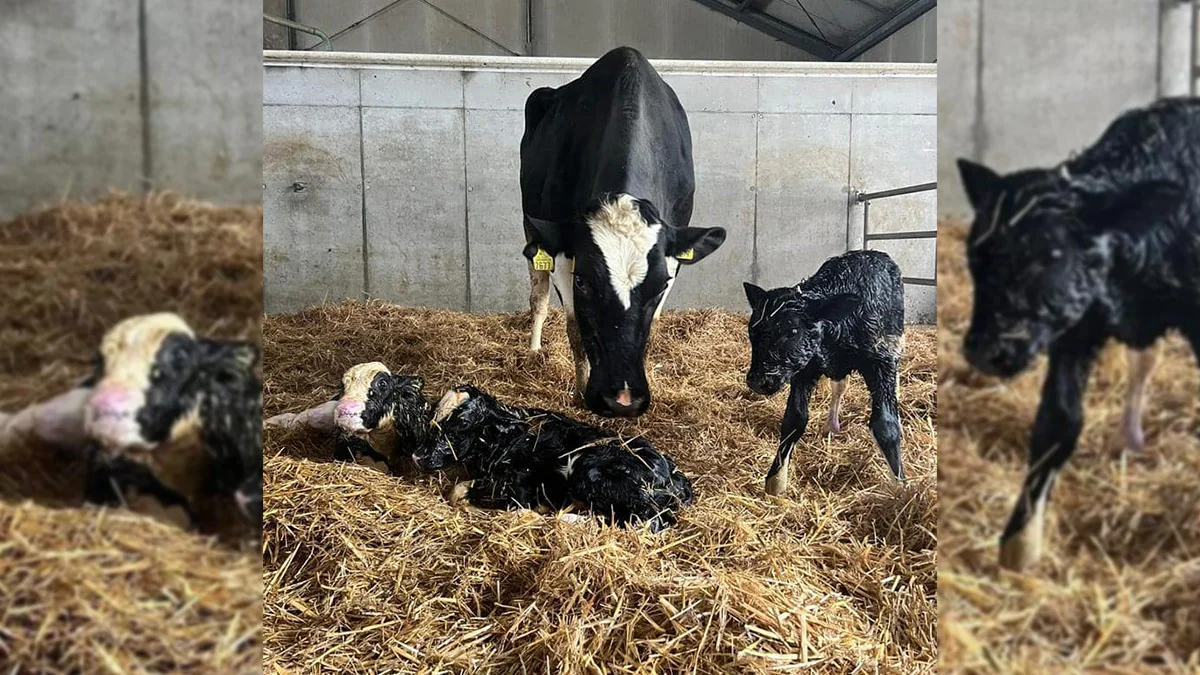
82,312,263,535
743,250,906,496
955,97,1200,571
418,385,694,532
521,46,726,417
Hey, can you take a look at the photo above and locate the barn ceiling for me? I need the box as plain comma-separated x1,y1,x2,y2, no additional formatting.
688,0,935,61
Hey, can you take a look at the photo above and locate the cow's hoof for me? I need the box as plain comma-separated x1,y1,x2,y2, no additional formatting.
358,457,390,474
998,527,1043,571
557,512,590,525
447,481,473,505
764,473,788,496
128,494,192,530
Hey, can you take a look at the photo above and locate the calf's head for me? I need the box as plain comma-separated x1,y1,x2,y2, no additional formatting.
743,283,858,396
525,194,725,417
85,313,257,452
957,159,1184,377
334,362,426,437
416,385,493,471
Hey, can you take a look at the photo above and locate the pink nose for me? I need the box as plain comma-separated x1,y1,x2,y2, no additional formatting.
616,390,632,407
335,400,364,420
90,387,134,419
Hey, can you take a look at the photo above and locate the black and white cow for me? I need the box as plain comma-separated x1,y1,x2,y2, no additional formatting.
956,97,1200,570
521,46,726,417
418,385,694,532
82,313,263,533
743,250,906,495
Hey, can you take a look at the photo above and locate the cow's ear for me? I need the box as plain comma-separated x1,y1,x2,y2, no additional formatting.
523,214,569,259
957,158,1002,210
1080,180,1184,238
808,293,860,325
667,227,726,265
201,340,260,370
743,282,766,308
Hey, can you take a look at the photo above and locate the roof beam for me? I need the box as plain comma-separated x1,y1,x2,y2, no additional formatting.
688,0,840,60
834,0,936,61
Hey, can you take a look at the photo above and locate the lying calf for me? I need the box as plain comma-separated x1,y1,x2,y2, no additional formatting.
956,97,1200,570
743,249,905,495
264,362,430,473
419,385,694,532
83,312,263,534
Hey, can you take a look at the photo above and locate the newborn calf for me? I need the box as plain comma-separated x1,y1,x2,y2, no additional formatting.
82,313,262,533
744,249,905,495
417,385,694,532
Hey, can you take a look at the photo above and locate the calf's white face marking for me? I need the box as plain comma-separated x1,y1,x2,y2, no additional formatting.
86,313,195,451
433,389,470,425
587,194,661,310
336,361,391,436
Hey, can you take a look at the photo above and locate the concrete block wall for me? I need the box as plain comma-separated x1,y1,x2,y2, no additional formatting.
938,0,1189,219
264,53,936,322
0,0,263,221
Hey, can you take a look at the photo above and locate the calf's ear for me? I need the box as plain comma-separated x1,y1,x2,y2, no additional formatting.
743,282,766,307
200,340,260,371
668,227,726,265
1081,180,1185,237
809,292,860,325
957,158,1002,210
523,214,569,259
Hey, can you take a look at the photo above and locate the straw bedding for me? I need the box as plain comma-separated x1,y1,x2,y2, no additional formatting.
0,193,263,673
937,223,1200,673
263,302,937,673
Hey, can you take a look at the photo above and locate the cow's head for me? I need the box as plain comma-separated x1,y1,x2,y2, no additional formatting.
334,362,426,437
743,283,859,395
957,159,1184,377
525,194,725,417
84,313,259,453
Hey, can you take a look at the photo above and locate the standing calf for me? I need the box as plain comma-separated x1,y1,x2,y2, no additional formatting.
956,97,1200,570
743,249,906,495
83,313,262,534
417,385,695,532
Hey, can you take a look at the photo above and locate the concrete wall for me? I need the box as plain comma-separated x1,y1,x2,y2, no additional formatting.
265,0,936,63
0,0,263,221
263,52,936,322
938,0,1194,218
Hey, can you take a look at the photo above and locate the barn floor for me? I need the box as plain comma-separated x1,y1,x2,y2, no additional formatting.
0,194,262,673
937,224,1200,672
263,303,937,673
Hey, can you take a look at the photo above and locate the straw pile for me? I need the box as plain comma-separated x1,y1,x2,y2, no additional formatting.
0,193,263,673
263,302,937,673
937,223,1200,672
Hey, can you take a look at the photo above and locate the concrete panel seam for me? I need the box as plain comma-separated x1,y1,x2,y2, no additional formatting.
138,0,152,193
845,112,854,251
971,0,986,162
751,108,760,285
359,70,370,297
462,72,472,312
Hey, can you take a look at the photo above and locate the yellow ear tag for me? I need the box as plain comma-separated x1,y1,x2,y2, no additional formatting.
532,248,554,271
676,248,695,261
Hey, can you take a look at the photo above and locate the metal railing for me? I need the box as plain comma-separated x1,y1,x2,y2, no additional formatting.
264,14,333,51
854,181,937,287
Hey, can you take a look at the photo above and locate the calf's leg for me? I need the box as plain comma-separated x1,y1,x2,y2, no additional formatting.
821,378,847,436
528,265,552,351
765,374,817,496
264,400,338,433
1121,346,1155,453
862,358,904,481
0,388,90,452
999,333,1101,571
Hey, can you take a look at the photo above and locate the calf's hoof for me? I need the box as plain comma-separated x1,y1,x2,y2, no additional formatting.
264,412,296,429
998,526,1043,571
764,472,788,496
447,481,474,505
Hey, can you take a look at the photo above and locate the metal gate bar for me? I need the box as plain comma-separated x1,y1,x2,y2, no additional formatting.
854,181,937,287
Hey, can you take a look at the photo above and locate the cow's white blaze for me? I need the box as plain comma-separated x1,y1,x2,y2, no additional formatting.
337,361,391,434
587,194,661,310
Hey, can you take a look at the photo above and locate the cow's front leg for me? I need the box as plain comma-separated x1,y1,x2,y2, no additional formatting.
1121,346,1155,453
565,314,590,397
765,374,817,496
999,337,1100,571
528,264,552,351
820,378,847,436
862,358,904,481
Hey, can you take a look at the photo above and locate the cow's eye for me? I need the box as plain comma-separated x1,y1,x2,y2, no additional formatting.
150,366,163,381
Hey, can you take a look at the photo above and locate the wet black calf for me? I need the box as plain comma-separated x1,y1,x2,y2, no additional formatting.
744,249,905,495
415,385,694,532
956,97,1200,570
82,313,262,537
